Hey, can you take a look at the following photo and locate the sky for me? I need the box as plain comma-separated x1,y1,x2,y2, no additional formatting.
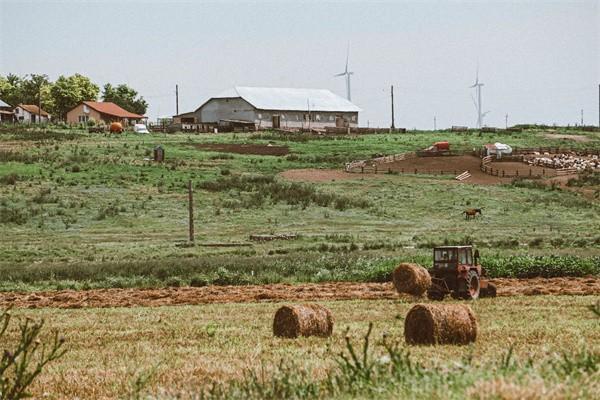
0,0,598,128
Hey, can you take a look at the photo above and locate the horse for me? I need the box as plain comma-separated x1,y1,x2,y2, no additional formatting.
463,208,482,220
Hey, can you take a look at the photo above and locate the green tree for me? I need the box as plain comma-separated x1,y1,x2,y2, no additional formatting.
101,83,148,115
0,74,24,107
49,74,99,120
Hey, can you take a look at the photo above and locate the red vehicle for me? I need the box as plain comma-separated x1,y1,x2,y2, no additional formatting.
418,141,450,156
427,245,496,300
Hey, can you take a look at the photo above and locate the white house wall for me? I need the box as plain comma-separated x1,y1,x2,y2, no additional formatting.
14,107,49,123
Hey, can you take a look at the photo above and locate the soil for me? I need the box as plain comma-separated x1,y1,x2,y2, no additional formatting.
195,143,289,156
1,277,597,309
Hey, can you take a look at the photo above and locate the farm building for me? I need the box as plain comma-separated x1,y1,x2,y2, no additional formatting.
184,86,361,130
14,104,50,123
0,99,14,122
66,101,145,126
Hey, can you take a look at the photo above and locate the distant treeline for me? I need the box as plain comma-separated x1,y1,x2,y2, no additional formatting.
0,73,148,119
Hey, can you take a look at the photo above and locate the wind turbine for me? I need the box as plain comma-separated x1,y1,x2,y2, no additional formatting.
335,43,354,101
469,65,489,128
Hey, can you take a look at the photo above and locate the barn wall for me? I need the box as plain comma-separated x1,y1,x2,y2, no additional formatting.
196,97,256,123
254,110,358,129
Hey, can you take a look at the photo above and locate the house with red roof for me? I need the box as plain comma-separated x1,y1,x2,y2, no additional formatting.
66,101,145,126
15,104,50,123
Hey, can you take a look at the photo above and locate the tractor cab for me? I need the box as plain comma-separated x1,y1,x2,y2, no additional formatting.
428,245,494,300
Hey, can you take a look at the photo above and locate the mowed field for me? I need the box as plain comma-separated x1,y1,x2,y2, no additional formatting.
6,296,600,399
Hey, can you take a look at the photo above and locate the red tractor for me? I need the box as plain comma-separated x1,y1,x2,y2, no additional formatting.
427,245,496,300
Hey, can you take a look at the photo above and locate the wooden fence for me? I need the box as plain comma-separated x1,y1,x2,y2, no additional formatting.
479,164,577,178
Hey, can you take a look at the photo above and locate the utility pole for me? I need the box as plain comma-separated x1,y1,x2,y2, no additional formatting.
581,109,584,126
433,116,437,131
390,85,395,130
38,86,42,124
505,114,508,129
175,84,179,116
188,180,194,243
598,84,600,127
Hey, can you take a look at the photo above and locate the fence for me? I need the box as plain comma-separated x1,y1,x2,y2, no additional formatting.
479,164,578,178
347,165,464,176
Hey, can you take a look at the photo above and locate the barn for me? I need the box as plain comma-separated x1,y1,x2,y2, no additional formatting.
187,87,360,130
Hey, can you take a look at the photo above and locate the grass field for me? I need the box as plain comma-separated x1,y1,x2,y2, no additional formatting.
0,126,599,290
4,295,598,399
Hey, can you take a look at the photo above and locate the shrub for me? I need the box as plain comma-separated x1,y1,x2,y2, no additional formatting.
0,308,67,399
0,173,19,185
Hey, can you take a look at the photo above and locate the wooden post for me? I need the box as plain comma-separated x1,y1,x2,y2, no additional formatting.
188,180,194,243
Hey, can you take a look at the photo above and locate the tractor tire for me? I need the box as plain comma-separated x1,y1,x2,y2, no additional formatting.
462,270,480,300
427,290,445,301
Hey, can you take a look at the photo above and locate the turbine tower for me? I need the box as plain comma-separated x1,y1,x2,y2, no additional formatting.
335,43,354,101
469,65,489,128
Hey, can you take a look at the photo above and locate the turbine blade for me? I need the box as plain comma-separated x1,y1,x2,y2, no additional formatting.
334,72,346,77
345,42,350,73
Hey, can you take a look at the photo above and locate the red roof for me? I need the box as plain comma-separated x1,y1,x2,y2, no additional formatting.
83,101,144,119
18,104,49,117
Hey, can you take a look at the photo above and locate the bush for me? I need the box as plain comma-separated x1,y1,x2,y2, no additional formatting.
0,308,67,399
0,173,19,185
190,274,211,287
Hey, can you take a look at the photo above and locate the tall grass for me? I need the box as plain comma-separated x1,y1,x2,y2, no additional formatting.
179,322,599,400
0,253,597,292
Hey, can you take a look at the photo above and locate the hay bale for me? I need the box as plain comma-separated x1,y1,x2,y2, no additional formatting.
404,303,478,345
273,304,333,338
392,263,432,296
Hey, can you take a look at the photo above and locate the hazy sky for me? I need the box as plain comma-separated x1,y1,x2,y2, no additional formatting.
1,0,598,128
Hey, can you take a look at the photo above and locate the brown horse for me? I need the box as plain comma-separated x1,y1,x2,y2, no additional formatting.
463,208,482,220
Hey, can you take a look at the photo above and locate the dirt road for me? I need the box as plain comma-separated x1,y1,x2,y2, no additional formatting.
1,277,598,309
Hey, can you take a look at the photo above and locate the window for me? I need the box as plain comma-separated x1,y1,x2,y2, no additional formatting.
281,114,286,119
258,113,262,119
78,115,89,123
296,115,299,121
459,249,468,264
329,115,334,121
315,114,321,121
351,115,357,122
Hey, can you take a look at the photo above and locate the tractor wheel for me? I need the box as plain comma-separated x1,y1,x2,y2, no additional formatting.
427,290,445,301
462,270,481,300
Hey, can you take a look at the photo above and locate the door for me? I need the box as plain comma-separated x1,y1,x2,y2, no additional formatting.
272,115,280,129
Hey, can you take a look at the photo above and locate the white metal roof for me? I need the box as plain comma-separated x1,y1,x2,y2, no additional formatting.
0,99,11,108
211,86,361,112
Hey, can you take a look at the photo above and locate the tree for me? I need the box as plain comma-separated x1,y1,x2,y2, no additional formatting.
49,74,99,120
101,83,148,115
0,74,24,107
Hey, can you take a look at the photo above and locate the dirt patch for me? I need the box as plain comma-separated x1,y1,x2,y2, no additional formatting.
544,134,591,143
280,169,381,182
382,155,512,185
196,143,289,156
1,277,597,309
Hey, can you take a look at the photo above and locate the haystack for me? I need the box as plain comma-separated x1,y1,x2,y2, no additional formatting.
392,263,432,296
404,303,478,345
273,304,333,338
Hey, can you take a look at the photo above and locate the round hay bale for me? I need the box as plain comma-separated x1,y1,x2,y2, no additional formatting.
273,304,333,338
392,263,432,296
404,303,478,345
